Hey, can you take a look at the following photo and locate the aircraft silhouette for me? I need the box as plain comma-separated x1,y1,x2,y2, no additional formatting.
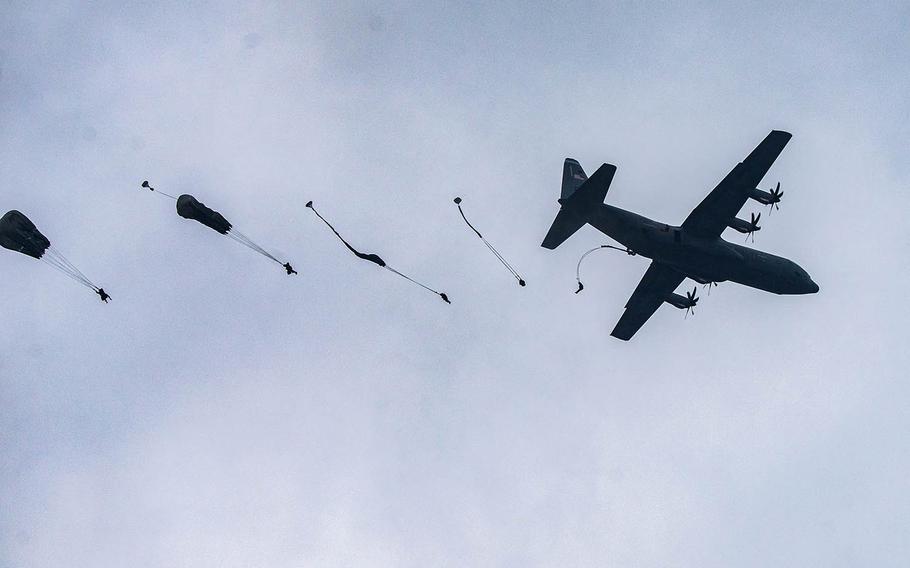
542,130,818,340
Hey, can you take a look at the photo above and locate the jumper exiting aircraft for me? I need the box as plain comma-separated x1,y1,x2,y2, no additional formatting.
542,130,818,340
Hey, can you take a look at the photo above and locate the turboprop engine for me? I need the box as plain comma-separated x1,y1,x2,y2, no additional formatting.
749,182,784,211
665,287,699,318
728,212,761,241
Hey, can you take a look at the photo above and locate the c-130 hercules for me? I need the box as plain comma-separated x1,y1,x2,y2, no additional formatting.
542,130,818,340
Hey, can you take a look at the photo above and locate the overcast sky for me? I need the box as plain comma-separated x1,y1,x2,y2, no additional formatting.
2,2,908,566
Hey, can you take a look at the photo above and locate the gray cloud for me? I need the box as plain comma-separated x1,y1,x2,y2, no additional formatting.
1,1,908,566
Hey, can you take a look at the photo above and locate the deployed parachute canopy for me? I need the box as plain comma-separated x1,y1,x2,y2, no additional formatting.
176,194,232,234
0,210,109,302
306,200,450,304
141,182,296,275
0,210,50,259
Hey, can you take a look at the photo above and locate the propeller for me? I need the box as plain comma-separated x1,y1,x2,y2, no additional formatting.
744,211,761,242
684,286,699,319
767,182,783,212
703,281,717,295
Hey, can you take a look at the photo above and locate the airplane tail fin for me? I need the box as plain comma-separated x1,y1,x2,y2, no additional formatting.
561,158,588,199
541,161,616,250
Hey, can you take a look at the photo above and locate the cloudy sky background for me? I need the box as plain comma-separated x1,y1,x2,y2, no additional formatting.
2,1,908,566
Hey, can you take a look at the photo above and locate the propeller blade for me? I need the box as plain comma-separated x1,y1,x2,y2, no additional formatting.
768,185,783,212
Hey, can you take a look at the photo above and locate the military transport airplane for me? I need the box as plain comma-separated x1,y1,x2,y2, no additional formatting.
541,130,818,340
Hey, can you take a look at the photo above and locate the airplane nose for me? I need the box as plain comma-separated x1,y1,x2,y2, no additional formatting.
807,279,819,293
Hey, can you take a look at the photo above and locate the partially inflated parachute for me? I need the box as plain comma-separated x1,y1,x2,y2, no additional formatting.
176,194,232,234
0,210,110,301
142,182,296,275
306,200,450,304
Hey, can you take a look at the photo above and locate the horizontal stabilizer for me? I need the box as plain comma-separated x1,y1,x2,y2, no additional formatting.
541,208,587,250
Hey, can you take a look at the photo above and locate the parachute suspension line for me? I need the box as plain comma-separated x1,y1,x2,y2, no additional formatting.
41,247,98,291
43,256,96,291
226,229,282,265
41,255,83,286
575,244,635,294
47,248,93,285
140,181,177,200
453,197,525,286
45,248,96,289
384,266,451,304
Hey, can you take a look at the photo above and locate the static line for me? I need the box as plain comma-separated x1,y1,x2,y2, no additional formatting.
575,244,635,294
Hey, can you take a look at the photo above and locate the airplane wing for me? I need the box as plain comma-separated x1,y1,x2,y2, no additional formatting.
681,130,791,238
611,261,686,341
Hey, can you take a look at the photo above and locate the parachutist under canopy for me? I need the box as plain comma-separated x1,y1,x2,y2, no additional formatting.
166,193,292,274
1,210,103,296
96,288,111,303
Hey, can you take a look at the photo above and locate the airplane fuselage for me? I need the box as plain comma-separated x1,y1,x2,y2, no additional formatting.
588,204,818,295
